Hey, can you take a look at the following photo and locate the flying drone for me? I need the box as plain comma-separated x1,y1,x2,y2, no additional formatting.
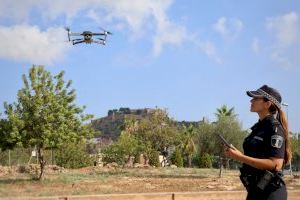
65,27,112,45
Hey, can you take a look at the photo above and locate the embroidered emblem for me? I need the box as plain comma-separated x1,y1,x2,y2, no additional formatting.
271,135,284,148
254,136,263,141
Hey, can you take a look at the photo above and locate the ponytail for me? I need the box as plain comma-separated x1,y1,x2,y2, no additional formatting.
268,102,292,164
278,109,292,164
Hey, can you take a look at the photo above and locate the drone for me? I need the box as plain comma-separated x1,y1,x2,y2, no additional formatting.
65,27,112,45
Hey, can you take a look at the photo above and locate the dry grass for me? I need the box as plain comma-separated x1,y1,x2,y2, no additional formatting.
0,167,299,198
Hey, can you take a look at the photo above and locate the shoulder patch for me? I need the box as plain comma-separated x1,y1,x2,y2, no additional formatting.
271,135,284,148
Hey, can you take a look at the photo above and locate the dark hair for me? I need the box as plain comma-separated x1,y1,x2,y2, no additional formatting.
264,99,292,164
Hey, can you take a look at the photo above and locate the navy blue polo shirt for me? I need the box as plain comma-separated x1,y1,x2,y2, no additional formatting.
242,115,285,173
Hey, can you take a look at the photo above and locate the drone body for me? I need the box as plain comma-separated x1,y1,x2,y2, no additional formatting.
65,27,112,45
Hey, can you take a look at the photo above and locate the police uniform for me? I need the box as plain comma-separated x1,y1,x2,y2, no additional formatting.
240,115,286,199
241,85,287,200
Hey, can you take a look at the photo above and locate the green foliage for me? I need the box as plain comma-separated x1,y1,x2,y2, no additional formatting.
55,141,94,169
198,153,213,168
214,115,245,153
129,109,181,153
148,149,160,167
0,65,95,179
181,125,196,167
0,118,22,151
194,105,245,172
170,148,183,167
291,135,300,170
195,120,216,155
101,143,124,165
215,105,237,119
101,109,182,167
101,131,139,166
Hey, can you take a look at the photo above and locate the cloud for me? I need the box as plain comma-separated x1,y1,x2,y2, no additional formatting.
0,0,216,63
0,25,69,65
266,12,299,47
0,0,35,23
87,0,188,56
252,38,260,54
190,35,222,64
265,12,300,68
213,17,243,41
0,0,189,60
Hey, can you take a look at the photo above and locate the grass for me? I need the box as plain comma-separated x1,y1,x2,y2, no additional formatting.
0,167,240,197
1,167,298,197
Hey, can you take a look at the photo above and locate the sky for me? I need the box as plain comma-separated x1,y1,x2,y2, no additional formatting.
0,0,299,133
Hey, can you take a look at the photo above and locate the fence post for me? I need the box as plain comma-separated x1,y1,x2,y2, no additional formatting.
8,150,11,167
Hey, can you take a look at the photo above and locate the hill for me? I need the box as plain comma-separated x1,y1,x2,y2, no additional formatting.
91,107,200,140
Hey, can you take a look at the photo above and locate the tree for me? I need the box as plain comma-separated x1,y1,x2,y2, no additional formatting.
214,105,245,177
170,147,183,167
290,133,300,171
182,125,196,168
131,109,180,154
195,120,216,155
215,105,237,120
105,109,181,167
0,65,94,179
101,131,139,166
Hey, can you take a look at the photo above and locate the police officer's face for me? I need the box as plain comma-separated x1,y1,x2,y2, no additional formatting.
250,97,271,113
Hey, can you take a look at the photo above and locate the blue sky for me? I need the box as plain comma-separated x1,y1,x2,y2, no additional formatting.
0,0,299,133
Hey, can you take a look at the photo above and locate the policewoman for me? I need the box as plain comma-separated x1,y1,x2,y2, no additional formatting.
224,85,292,200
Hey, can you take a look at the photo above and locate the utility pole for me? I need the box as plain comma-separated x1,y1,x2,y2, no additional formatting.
282,103,292,176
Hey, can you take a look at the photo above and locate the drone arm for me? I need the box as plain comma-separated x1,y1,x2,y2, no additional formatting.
69,33,82,36
73,40,85,45
92,33,105,36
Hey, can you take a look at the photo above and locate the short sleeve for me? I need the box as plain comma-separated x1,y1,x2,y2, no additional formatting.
267,124,285,158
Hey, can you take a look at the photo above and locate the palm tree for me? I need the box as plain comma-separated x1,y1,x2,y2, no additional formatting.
215,105,237,120
183,125,196,168
215,105,237,177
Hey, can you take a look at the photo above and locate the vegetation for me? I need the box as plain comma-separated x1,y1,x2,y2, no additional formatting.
170,147,183,167
55,141,94,169
0,66,95,179
0,66,299,174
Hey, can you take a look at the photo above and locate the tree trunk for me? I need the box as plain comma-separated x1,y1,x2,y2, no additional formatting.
188,155,192,168
226,158,230,169
37,147,46,180
219,156,223,178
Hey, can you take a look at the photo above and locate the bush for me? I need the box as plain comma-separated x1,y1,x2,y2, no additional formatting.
170,148,183,167
101,143,125,165
55,141,94,169
198,153,212,168
148,149,160,167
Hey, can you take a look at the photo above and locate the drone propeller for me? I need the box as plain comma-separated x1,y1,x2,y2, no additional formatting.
94,40,106,45
99,27,112,35
105,30,112,35
64,27,71,41
96,38,106,45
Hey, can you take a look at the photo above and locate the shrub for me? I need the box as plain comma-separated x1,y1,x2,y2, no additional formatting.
55,141,94,169
101,143,125,165
148,150,160,167
198,153,212,168
170,148,183,167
